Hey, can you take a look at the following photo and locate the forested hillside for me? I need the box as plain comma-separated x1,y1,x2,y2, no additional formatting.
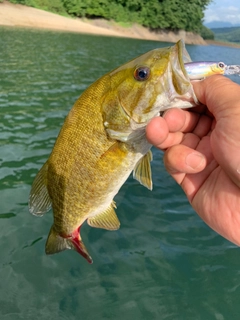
211,27,240,43
8,0,212,33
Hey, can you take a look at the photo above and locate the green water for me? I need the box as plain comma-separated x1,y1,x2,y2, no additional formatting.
1,26,240,320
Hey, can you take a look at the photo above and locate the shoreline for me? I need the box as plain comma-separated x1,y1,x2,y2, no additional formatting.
0,1,205,45
0,1,240,48
205,39,240,48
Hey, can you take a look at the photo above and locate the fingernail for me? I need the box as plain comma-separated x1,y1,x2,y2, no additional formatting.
186,153,204,169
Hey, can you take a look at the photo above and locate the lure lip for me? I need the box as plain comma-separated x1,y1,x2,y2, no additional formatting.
224,64,240,75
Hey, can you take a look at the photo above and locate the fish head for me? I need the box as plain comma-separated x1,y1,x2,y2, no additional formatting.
101,40,198,142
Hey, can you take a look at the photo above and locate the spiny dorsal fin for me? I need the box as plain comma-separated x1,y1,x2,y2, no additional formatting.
28,161,52,216
133,150,153,190
87,202,120,230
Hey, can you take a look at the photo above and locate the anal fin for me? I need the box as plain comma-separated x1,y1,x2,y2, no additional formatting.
87,201,120,230
133,150,153,190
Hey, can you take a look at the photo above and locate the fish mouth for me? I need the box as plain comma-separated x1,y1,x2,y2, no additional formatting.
168,39,193,94
126,40,196,124
175,39,192,77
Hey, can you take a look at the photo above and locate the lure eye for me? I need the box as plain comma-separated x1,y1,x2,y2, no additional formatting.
218,62,225,69
134,66,150,81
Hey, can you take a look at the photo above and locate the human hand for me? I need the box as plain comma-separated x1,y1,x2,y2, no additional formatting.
146,75,240,245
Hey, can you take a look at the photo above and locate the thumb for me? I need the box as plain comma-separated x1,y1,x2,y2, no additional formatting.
192,76,240,188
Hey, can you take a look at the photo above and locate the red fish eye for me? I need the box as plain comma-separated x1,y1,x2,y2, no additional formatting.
134,66,150,81
218,62,225,69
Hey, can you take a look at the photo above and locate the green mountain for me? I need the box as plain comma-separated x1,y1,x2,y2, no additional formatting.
211,27,240,43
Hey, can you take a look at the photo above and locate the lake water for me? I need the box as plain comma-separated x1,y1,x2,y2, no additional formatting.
1,26,240,320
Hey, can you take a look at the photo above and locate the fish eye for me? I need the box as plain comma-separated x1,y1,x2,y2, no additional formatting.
218,62,225,69
134,66,150,81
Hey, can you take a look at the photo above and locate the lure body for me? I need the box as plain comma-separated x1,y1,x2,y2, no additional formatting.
185,61,240,80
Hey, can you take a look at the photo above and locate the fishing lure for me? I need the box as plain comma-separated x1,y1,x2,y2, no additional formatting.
184,61,240,80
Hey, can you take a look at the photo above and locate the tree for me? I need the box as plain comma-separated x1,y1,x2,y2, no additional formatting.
9,0,214,33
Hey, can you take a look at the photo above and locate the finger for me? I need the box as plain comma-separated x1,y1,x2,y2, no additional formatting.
161,131,202,151
157,131,185,149
165,135,217,201
192,114,212,138
193,76,240,188
145,116,169,146
181,136,216,201
192,75,240,119
146,109,208,150
163,108,200,133
163,144,207,184
146,117,185,149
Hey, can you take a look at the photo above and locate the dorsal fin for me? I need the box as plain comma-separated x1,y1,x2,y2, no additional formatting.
87,202,120,230
133,150,153,190
28,161,52,216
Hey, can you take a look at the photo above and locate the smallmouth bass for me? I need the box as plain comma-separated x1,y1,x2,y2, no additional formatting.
29,40,199,263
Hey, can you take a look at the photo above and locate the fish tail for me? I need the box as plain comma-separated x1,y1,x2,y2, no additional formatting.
45,226,93,264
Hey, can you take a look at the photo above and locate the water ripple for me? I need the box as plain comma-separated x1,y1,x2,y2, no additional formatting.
1,26,240,320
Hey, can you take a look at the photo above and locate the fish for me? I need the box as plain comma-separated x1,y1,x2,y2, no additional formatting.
184,61,240,80
28,39,239,264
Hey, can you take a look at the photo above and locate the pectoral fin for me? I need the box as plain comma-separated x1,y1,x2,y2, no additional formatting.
87,202,120,230
133,150,153,190
28,161,52,216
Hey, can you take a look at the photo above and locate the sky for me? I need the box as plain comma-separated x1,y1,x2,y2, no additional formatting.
204,0,240,24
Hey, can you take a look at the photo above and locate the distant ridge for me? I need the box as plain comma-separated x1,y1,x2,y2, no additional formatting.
208,25,240,44
205,21,240,29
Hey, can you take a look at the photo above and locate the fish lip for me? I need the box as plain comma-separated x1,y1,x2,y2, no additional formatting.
175,39,192,79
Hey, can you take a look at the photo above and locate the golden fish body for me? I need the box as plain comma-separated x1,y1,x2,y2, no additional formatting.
29,40,198,263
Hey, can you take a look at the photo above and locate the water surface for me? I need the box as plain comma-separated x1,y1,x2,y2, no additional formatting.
1,27,240,320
